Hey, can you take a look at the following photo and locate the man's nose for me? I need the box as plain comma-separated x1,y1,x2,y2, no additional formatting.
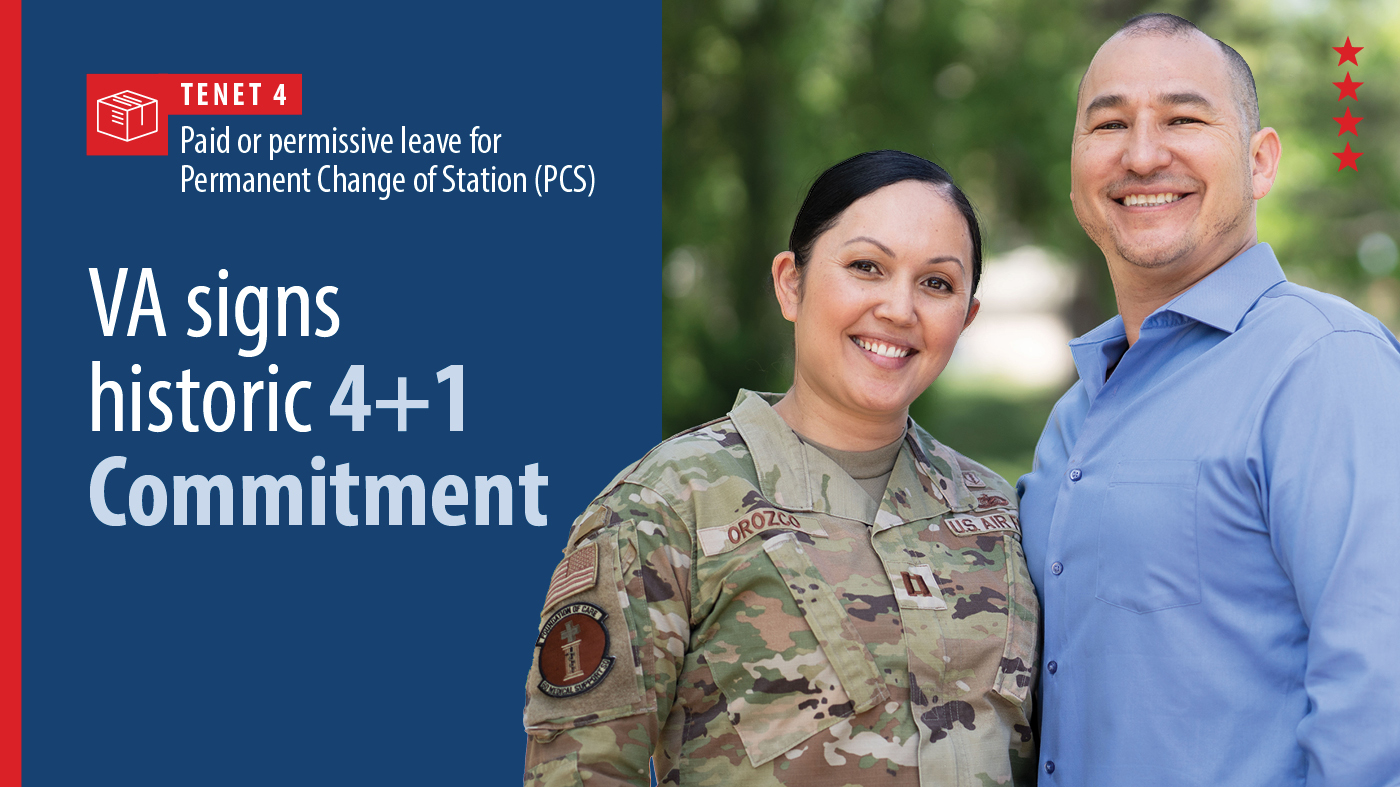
1121,123,1172,175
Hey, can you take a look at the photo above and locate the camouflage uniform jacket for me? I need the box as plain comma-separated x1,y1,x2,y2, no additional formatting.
524,391,1039,786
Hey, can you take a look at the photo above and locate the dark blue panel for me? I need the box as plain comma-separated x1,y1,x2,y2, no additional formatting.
24,4,659,784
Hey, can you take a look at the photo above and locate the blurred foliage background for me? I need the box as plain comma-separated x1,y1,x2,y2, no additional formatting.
662,0,1400,482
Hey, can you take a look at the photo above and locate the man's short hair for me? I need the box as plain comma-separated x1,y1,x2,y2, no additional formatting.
1084,13,1261,132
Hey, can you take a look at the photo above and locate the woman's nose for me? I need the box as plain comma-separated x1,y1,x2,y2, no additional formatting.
872,282,917,325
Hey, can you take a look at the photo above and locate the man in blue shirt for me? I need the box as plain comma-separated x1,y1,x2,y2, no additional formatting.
1019,13,1400,787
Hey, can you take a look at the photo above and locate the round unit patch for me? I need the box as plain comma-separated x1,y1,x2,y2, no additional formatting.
535,602,615,698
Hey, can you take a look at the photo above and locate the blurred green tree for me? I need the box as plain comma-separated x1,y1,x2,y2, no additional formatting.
663,0,1400,480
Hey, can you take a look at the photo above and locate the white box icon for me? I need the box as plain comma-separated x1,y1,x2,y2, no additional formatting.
97,91,159,141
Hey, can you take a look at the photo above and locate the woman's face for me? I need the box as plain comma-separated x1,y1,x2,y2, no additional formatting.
774,180,979,424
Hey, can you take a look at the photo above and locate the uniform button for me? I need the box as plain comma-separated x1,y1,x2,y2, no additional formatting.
1047,661,1057,674
1045,760,1056,774
1069,468,1082,482
1051,561,1063,575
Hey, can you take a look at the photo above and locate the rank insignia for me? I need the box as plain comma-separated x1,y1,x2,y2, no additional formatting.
891,564,947,610
536,602,614,698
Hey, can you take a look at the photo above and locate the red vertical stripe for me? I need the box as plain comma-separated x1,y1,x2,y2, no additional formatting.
1,1,22,783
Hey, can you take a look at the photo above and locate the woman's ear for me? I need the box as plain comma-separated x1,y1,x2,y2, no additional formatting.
962,296,980,331
772,251,802,322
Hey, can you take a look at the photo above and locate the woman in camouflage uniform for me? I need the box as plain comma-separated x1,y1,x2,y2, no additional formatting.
524,151,1039,786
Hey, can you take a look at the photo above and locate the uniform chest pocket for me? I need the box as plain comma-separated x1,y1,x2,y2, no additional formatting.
914,520,1039,712
1096,460,1201,613
698,531,888,766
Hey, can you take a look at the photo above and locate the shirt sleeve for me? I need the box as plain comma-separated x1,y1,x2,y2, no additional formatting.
522,488,693,787
1254,329,1400,787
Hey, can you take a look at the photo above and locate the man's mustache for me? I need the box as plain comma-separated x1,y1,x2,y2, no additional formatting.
1106,175,1201,197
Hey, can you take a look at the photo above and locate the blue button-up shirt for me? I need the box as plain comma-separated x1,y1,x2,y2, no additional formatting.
1019,243,1400,787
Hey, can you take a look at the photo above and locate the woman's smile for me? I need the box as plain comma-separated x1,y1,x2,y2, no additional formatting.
852,335,915,361
772,179,979,447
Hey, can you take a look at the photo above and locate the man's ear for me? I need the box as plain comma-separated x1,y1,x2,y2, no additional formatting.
772,251,802,322
1250,127,1282,200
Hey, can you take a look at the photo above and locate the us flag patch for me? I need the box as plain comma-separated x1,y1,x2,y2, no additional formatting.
543,542,599,611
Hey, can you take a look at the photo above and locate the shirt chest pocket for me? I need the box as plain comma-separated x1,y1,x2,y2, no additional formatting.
698,531,889,767
1095,460,1202,613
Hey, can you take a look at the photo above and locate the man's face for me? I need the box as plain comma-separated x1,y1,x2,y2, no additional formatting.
1071,31,1264,276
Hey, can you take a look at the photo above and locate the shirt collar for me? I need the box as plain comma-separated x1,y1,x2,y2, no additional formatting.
1068,316,1128,400
1155,243,1287,333
1068,243,1287,395
728,390,970,527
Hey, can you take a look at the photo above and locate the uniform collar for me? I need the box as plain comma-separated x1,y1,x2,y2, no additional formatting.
728,390,973,529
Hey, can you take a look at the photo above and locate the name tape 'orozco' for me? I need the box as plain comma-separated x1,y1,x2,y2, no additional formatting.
698,509,827,556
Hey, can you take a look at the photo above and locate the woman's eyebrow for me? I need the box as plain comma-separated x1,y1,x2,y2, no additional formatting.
842,235,895,257
842,236,965,270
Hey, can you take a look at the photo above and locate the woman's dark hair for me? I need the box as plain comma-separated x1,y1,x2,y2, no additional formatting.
789,150,983,295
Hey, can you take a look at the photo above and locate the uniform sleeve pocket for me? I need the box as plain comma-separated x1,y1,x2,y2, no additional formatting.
524,526,648,731
1095,460,1201,613
699,531,888,766
523,752,583,787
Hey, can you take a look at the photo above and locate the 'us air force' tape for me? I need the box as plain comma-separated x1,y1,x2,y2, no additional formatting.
944,510,1021,537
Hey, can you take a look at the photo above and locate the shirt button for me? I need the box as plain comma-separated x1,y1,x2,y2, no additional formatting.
1051,561,1063,575
1069,468,1082,481
1045,760,1056,774
1047,660,1058,674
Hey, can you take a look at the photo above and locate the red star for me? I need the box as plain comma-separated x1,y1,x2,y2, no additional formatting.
1333,37,1363,66
1333,142,1363,171
1333,107,1363,136
1333,73,1363,101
